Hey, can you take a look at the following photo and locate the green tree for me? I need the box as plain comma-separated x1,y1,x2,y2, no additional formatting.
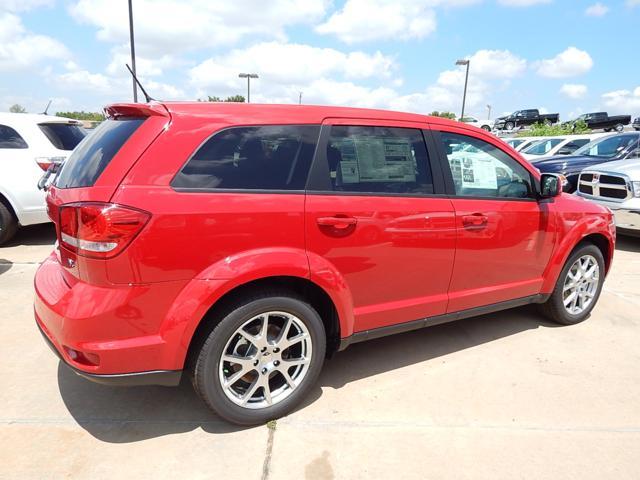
55,111,105,121
203,95,246,103
430,111,456,120
9,104,26,113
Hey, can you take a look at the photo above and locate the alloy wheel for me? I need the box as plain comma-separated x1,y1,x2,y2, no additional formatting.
562,254,600,315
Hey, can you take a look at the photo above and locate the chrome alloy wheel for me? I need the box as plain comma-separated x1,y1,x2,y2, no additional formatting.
563,254,600,315
219,311,312,409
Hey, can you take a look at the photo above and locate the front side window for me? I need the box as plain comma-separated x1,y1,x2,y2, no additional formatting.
440,132,533,199
0,124,28,149
172,125,320,190
322,125,433,195
523,138,563,156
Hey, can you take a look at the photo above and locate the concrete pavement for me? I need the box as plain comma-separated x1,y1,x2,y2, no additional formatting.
1,223,639,479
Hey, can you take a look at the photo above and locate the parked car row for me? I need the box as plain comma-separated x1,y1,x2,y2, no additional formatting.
0,113,86,245
490,109,634,133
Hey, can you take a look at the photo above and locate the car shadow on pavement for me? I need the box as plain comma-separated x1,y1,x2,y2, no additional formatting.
4,223,56,247
57,305,552,443
0,259,12,275
616,236,640,253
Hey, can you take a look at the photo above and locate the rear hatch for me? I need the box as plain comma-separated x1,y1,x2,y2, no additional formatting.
46,102,170,284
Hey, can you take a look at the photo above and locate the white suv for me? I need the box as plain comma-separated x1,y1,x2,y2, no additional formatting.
0,113,86,245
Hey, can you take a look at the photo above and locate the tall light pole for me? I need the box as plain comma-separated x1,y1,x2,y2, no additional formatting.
238,73,258,103
298,91,303,105
456,59,470,119
486,104,492,120
128,0,137,103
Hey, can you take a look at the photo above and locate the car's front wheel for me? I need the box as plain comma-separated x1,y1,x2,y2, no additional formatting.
614,123,624,132
505,121,515,130
0,201,18,246
540,243,605,325
192,291,326,425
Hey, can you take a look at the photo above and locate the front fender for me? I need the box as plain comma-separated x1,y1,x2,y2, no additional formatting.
540,211,614,293
157,247,355,369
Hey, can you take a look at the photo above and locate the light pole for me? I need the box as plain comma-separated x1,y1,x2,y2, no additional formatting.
456,59,470,119
298,91,303,105
486,104,492,120
128,0,137,103
238,73,258,103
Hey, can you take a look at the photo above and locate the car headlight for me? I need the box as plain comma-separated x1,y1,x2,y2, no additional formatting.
633,181,640,198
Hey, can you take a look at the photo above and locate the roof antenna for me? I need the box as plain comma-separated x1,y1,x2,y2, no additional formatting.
125,63,154,103
42,99,52,115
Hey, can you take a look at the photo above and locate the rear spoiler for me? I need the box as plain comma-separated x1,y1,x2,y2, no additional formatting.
104,102,169,119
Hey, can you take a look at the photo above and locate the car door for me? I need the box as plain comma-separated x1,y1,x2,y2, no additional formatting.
432,126,556,312
305,119,456,332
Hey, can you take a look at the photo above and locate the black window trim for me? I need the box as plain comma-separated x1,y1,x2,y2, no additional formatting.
0,123,29,149
430,129,539,203
305,123,447,197
170,123,322,194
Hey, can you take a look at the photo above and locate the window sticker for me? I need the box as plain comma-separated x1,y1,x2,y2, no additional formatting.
449,155,498,189
335,136,416,183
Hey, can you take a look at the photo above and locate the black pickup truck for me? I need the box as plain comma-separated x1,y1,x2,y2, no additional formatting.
572,112,631,132
494,109,560,130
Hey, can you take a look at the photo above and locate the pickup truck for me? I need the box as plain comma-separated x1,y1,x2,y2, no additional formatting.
577,160,640,237
494,109,560,131
571,112,631,132
532,132,640,192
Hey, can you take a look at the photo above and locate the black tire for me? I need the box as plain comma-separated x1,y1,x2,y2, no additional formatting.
614,123,624,133
505,121,515,130
192,291,326,425
0,201,18,246
540,243,605,325
481,125,491,132
604,128,612,132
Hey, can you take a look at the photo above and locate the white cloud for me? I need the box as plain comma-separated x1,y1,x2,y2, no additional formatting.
189,42,396,95
560,83,588,99
0,0,53,12
585,3,609,16
69,0,330,55
534,47,593,78
316,0,479,44
602,87,640,112
0,13,70,72
497,0,551,6
626,0,640,7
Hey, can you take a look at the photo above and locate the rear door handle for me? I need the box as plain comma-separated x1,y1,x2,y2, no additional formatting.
462,214,488,229
317,216,357,229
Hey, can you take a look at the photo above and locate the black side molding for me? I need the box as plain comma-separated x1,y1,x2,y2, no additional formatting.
37,321,182,387
338,294,549,351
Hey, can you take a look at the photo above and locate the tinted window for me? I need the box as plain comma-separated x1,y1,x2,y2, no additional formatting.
0,124,28,149
523,138,563,155
38,123,86,150
56,118,144,188
440,132,533,199
574,134,640,158
321,125,433,195
172,125,319,190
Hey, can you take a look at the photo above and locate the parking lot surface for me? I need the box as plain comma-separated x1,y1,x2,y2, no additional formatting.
1,224,639,479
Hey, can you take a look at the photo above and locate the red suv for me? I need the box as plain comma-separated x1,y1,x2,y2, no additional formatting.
35,102,615,425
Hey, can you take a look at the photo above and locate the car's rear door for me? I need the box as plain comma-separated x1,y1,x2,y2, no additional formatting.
305,118,456,333
431,124,556,312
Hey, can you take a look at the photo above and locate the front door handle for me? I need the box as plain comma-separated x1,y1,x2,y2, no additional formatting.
317,216,357,230
462,214,488,229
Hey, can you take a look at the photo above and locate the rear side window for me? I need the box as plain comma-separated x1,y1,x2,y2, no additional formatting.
0,124,28,149
38,123,86,151
319,125,433,195
55,118,144,188
172,125,320,191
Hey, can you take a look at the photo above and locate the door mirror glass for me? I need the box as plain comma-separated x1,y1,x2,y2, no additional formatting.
540,173,562,198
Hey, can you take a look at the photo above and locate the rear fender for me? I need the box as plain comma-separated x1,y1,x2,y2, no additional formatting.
160,248,354,368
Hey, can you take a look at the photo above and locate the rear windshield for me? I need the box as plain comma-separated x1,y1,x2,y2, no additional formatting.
38,123,86,150
55,118,145,188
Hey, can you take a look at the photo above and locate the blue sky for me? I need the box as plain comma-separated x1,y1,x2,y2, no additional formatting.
1,0,639,120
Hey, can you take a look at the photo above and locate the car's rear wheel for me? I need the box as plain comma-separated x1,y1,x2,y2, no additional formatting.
540,243,605,325
614,123,624,132
481,125,491,131
0,201,18,246
192,291,326,425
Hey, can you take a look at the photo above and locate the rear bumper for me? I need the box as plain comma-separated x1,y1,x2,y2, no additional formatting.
34,253,186,382
36,320,181,386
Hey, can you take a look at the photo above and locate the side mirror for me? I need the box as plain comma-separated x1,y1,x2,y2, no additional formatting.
539,173,562,198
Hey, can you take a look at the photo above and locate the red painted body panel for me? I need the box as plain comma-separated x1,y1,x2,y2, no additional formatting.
34,102,616,377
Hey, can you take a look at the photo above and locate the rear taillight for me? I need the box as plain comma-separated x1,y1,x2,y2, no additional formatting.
58,202,150,259
35,156,65,171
